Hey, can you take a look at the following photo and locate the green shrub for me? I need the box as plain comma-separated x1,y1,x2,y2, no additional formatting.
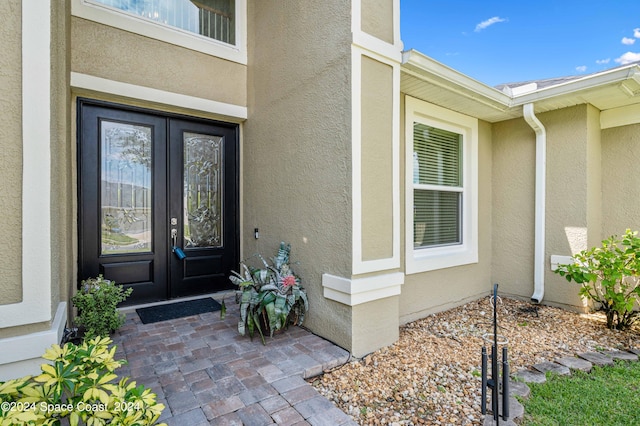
72,275,133,339
0,336,165,425
555,229,640,330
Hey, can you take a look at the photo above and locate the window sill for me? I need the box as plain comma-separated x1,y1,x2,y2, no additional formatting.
406,244,478,274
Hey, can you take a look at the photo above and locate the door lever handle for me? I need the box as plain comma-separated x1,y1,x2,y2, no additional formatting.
171,229,186,259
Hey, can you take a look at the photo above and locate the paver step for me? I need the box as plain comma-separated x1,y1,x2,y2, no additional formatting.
603,350,638,361
555,356,592,372
577,352,614,366
532,361,570,376
512,368,546,383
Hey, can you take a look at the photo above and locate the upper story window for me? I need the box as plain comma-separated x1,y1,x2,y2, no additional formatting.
73,0,246,64
405,96,478,274
90,0,235,45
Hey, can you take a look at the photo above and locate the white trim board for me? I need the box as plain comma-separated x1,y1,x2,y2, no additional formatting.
323,272,404,306
71,73,248,122
0,0,54,328
351,47,401,275
0,303,67,381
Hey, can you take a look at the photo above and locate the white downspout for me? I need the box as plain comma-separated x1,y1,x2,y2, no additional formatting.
523,103,546,303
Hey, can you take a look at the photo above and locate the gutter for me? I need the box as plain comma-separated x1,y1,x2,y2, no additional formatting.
523,103,546,303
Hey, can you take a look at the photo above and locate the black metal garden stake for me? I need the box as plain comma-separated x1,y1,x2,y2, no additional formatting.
481,283,510,423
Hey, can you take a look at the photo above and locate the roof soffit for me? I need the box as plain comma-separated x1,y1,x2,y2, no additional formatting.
401,49,640,123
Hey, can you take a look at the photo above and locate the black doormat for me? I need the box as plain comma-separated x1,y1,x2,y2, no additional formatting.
136,297,222,324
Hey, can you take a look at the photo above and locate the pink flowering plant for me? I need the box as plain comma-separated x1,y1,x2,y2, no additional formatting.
229,242,309,344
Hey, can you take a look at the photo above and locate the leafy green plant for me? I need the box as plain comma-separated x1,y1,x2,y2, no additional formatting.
555,229,640,330
73,276,133,339
0,336,165,425
229,242,309,344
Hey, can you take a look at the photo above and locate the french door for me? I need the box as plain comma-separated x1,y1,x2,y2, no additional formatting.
78,100,238,305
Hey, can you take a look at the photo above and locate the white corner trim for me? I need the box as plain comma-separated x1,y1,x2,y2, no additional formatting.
72,0,247,65
601,103,640,129
2,0,54,328
323,272,404,306
71,72,248,121
351,47,401,275
351,0,402,63
0,303,67,365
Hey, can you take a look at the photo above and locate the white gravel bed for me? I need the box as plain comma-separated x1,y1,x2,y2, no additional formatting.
312,297,640,425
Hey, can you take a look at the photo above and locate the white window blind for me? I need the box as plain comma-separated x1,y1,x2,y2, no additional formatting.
413,123,462,248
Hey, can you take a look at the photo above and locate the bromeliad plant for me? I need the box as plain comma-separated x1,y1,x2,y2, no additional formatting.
0,336,165,425
555,229,640,330
229,242,309,344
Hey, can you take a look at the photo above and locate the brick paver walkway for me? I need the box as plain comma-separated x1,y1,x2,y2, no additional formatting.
113,294,356,425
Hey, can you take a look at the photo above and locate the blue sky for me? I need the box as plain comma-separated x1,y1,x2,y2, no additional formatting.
400,1,640,87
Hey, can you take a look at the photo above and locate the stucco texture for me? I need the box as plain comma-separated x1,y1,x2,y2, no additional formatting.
360,56,393,261
71,17,246,108
51,0,72,318
244,0,353,350
602,123,640,237
0,0,23,305
361,0,394,44
492,105,598,310
399,112,493,323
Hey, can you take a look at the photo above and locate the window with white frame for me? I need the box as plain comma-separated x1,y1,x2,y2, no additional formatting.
405,97,478,274
73,0,246,63
90,0,235,44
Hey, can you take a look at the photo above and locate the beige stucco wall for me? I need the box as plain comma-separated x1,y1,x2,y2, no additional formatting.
71,17,246,108
352,296,399,356
361,56,393,261
492,105,599,310
51,0,72,320
361,0,394,44
602,123,640,237
0,0,23,305
399,101,493,323
244,0,353,350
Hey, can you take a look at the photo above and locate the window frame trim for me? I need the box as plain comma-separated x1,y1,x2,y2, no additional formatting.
405,96,478,274
72,0,247,65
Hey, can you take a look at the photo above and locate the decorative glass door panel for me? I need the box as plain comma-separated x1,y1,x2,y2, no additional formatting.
183,133,223,248
79,100,238,305
101,121,153,255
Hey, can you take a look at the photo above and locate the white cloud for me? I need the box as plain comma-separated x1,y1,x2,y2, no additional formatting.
575,65,587,72
474,17,507,32
622,37,636,45
615,51,640,65
634,28,640,38
596,58,610,65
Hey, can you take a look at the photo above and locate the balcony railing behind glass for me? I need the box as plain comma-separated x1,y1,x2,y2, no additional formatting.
92,0,235,45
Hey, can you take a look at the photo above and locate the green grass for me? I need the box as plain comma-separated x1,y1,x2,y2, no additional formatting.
522,360,640,426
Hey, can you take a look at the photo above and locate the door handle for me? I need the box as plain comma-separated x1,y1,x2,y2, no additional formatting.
171,228,186,260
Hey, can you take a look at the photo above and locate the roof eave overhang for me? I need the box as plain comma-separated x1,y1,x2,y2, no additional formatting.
401,49,640,122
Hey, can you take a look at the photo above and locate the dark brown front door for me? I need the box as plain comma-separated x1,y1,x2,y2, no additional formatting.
78,100,238,305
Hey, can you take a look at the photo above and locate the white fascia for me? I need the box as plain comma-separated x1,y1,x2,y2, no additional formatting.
0,0,54,328
71,73,248,122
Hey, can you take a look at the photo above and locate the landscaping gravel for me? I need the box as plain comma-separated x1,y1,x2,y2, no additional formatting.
312,296,640,425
